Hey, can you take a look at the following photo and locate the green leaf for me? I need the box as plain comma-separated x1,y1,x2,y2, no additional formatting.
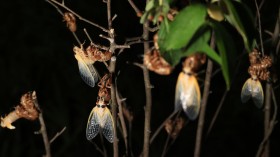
222,0,254,51
160,25,222,66
208,21,235,90
158,4,207,51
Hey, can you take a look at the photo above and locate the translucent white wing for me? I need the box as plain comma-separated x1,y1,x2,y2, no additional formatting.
175,72,201,120
86,107,100,140
241,78,264,108
77,60,99,87
101,108,114,143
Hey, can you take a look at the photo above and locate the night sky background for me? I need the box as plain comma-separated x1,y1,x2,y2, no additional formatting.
0,0,279,157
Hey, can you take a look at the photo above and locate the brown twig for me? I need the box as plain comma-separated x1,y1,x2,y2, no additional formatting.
47,0,109,33
149,110,179,144
109,57,119,157
116,88,129,156
256,86,278,157
50,127,67,144
194,35,215,157
127,0,142,17
254,0,264,56
142,19,152,157
206,91,228,136
33,95,52,157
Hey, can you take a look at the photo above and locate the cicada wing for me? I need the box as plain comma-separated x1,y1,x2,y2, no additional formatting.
86,107,100,140
175,72,185,112
241,78,264,108
101,108,114,143
241,78,252,104
77,60,99,87
251,80,264,108
175,72,201,120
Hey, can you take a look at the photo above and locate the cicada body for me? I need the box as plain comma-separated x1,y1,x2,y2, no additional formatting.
175,71,201,120
241,78,264,108
86,98,114,143
73,46,99,87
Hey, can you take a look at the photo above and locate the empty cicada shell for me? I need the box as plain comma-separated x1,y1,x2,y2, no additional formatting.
165,117,185,139
1,91,39,129
144,49,173,75
63,12,77,32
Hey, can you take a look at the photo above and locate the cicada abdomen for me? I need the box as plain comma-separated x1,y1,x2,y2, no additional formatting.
86,98,114,143
175,54,206,120
241,49,272,108
73,45,99,87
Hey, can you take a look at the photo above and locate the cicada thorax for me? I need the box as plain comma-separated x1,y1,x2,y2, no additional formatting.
241,49,272,108
175,53,206,120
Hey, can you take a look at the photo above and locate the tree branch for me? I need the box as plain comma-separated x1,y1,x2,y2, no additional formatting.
194,34,215,157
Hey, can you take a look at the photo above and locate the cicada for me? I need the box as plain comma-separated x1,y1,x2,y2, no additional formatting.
175,54,205,120
73,45,99,87
241,49,272,108
241,77,264,108
86,97,114,143
175,71,201,120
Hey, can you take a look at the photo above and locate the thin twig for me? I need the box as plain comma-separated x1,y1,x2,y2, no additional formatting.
116,88,129,156
149,110,179,144
109,57,119,157
127,0,142,17
48,0,109,33
100,133,108,157
33,97,51,157
50,127,67,144
254,0,265,55
160,111,181,157
194,34,215,157
256,86,278,157
90,141,105,156
142,19,152,157
206,91,228,136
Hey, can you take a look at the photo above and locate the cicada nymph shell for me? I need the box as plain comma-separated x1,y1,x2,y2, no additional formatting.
241,49,272,108
1,91,39,129
175,54,206,120
164,117,186,139
98,74,112,104
63,12,77,32
86,44,112,62
144,49,173,75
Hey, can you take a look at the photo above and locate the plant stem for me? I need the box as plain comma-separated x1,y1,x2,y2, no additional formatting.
142,20,152,157
194,35,215,157
33,96,51,157
262,83,271,157
109,57,119,157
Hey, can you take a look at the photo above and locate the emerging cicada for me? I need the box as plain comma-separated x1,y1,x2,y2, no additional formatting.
86,97,114,143
73,45,99,87
241,49,272,108
175,54,206,120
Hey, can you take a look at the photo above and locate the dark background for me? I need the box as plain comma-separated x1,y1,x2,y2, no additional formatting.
0,0,279,157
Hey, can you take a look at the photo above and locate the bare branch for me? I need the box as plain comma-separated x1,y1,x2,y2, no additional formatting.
47,0,109,33
50,127,67,144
